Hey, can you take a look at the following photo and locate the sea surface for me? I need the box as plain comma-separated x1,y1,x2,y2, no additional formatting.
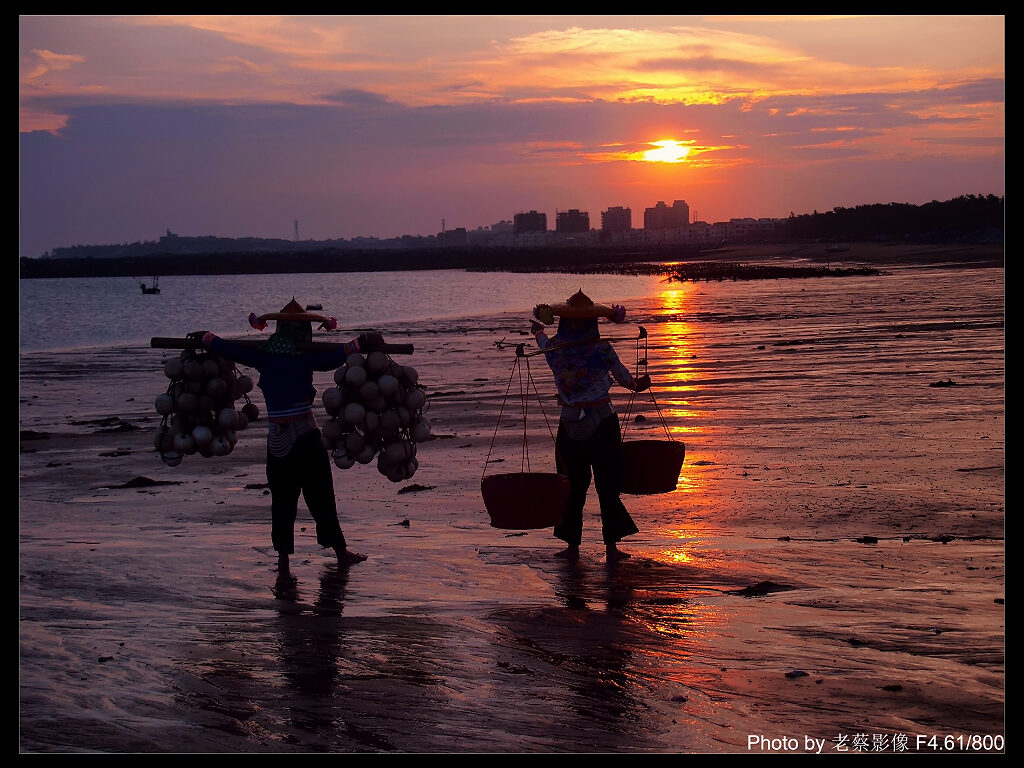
18,270,668,353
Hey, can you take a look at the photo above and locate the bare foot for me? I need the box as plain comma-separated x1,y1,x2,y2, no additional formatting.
606,545,631,563
336,548,367,566
273,571,298,601
555,545,580,561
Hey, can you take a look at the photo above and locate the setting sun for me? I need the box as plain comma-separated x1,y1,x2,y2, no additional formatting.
642,140,691,163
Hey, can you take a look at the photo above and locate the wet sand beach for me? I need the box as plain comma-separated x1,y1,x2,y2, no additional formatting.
20,251,1004,753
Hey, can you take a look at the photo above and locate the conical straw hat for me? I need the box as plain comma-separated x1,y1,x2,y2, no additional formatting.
541,290,616,321
255,297,329,325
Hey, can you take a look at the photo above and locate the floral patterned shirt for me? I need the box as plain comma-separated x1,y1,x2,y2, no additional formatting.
535,328,633,407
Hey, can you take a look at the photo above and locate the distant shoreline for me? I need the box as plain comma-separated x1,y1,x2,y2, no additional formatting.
18,240,1004,280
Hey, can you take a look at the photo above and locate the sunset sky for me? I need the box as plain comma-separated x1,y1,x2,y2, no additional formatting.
19,15,1004,258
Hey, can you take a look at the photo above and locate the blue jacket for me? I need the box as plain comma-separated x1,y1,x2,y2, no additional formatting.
210,337,350,420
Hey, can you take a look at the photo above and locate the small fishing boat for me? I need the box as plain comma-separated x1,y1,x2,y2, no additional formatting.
140,277,160,294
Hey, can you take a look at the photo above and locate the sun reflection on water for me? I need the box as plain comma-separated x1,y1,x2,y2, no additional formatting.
620,281,718,495
660,547,696,565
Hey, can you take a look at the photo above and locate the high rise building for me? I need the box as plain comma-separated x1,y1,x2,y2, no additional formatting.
436,227,467,247
513,210,547,234
644,199,690,230
555,209,590,234
601,206,632,232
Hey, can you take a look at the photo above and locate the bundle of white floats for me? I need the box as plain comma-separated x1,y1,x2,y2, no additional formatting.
153,344,430,481
153,348,258,466
320,350,430,482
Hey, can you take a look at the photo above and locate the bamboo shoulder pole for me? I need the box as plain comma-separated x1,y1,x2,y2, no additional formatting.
150,337,415,355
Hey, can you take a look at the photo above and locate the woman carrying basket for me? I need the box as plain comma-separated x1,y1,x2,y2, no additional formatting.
532,290,651,563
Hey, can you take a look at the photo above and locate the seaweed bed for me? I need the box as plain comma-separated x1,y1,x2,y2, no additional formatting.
472,261,882,280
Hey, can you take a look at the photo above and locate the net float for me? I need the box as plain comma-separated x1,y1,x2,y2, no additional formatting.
376,449,396,470
322,418,343,443
173,432,196,455
346,352,366,368
155,429,175,453
364,410,380,435
164,358,184,380
155,393,174,415
409,417,431,442
322,387,344,414
334,367,348,387
218,408,239,429
366,350,390,375
378,409,400,437
405,388,426,411
161,451,183,467
334,452,355,470
397,405,412,426
359,381,381,402
345,365,368,388
401,366,419,387
235,412,249,431
183,359,203,380
356,444,376,464
210,436,232,456
201,359,220,378
176,392,198,412
344,431,365,456
235,375,254,395
382,439,415,466
191,425,213,447
377,374,399,397
344,402,366,427
241,402,260,421
206,377,227,399
365,395,388,415
387,458,417,481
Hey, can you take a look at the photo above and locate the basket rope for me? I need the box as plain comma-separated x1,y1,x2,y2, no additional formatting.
482,351,561,482
622,327,674,441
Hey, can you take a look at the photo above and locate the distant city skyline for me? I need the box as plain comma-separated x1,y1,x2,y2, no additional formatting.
20,15,1004,259
27,192,828,256
36,197,794,254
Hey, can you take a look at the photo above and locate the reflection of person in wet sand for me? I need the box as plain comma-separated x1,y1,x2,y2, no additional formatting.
532,291,651,563
199,298,385,572
274,566,349,703
488,565,643,747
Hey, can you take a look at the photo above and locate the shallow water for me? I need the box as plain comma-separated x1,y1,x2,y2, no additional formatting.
18,270,667,352
19,263,1004,753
